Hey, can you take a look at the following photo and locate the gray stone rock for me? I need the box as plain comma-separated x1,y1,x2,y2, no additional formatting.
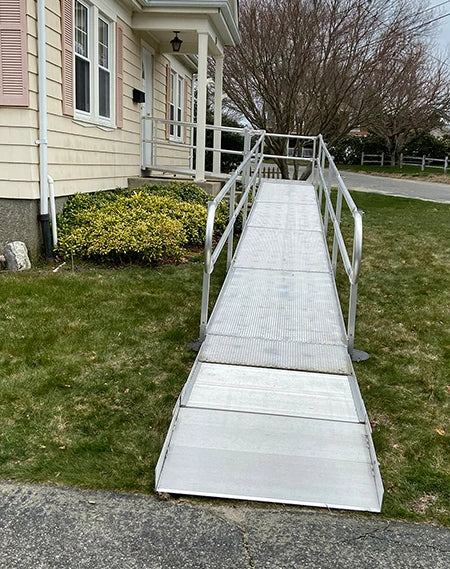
5,241,31,271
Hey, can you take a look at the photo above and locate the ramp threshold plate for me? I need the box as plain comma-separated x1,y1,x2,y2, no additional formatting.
156,406,381,512
156,180,383,512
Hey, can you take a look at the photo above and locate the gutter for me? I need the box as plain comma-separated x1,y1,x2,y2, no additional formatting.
36,0,54,258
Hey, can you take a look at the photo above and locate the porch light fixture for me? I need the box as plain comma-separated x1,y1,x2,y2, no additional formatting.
170,31,183,53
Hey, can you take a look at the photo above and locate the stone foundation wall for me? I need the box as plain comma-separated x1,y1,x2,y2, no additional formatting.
0,197,68,262
0,199,42,261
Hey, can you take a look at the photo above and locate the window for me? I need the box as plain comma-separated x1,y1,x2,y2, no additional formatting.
74,0,112,123
177,76,183,138
169,70,184,140
98,17,110,118
75,1,89,112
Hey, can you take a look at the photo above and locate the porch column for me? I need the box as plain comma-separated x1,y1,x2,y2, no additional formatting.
196,32,209,182
213,54,224,175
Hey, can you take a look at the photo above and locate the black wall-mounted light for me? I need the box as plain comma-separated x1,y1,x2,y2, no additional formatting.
170,31,183,53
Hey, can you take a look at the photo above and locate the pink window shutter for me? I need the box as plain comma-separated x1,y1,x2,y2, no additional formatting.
116,20,124,129
0,0,29,106
61,0,74,116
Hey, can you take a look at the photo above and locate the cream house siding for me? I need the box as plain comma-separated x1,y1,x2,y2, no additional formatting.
0,0,145,201
0,0,39,199
1,0,198,203
46,2,142,198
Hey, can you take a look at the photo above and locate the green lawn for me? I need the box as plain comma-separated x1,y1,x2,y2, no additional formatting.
0,255,225,493
338,192,449,525
0,193,449,526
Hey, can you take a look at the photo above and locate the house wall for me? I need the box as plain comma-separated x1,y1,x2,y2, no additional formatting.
46,0,142,198
0,0,193,259
0,0,39,201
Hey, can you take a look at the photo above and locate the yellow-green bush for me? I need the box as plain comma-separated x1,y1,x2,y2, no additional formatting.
57,182,236,265
58,203,185,264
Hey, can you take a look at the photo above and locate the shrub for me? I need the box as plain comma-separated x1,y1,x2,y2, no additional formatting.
139,181,213,206
135,182,231,234
57,197,186,264
119,193,207,248
56,182,236,264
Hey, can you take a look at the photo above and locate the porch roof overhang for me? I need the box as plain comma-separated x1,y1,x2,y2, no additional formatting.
132,0,240,53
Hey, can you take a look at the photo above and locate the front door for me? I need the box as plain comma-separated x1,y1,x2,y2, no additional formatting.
141,48,153,169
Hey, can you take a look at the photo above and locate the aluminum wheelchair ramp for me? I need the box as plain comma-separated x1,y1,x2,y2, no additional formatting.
156,180,383,513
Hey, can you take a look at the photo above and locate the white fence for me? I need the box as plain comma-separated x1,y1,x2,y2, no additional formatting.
361,152,448,173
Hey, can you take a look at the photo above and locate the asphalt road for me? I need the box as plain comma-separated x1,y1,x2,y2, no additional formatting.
339,171,450,203
0,482,448,569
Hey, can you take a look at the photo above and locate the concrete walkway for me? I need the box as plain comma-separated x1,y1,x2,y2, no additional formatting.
339,171,450,203
0,482,448,568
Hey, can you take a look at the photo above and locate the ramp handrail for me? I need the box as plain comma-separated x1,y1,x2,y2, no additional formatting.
314,134,363,358
143,117,363,356
199,130,266,340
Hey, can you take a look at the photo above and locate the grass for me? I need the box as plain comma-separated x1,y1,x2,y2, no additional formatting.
0,194,449,526
338,163,450,183
0,254,226,493
333,192,449,526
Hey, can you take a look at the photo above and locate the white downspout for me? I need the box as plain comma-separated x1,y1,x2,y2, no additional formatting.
48,175,57,247
36,0,54,257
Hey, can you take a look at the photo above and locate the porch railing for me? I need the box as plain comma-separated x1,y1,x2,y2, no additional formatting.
142,116,264,176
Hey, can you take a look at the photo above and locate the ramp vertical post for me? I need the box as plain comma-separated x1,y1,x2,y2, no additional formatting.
200,267,211,342
331,190,343,274
318,143,326,212
311,137,317,186
200,201,215,341
323,154,332,234
348,281,358,357
242,128,251,225
227,181,236,270
316,140,323,208
348,211,363,358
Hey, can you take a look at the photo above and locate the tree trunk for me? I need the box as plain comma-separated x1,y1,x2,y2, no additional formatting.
274,158,290,179
300,163,313,181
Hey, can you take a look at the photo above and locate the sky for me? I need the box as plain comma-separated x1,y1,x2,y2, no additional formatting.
428,2,450,53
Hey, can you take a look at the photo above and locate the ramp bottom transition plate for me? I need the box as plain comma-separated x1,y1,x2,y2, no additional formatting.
156,407,382,512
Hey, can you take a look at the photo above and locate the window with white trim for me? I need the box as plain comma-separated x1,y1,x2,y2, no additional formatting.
169,71,184,140
75,1,90,112
74,0,113,124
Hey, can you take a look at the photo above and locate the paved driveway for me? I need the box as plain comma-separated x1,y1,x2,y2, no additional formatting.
1,482,449,569
339,171,450,203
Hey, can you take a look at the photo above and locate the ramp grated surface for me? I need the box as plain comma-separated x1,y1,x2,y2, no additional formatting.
199,335,352,375
207,267,347,345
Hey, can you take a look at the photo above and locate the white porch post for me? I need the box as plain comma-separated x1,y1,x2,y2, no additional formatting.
196,32,209,182
213,54,224,175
